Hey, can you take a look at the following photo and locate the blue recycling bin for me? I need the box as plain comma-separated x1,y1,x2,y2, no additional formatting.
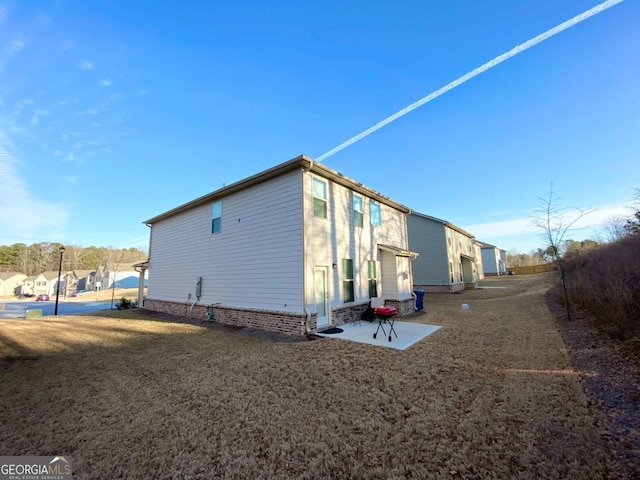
413,289,426,310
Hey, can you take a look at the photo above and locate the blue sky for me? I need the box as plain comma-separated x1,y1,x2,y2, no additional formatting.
1,0,638,253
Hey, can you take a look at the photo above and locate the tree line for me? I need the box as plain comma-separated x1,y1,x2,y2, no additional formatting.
0,243,148,276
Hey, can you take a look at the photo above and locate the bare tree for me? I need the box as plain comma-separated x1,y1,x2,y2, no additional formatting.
531,184,595,321
600,215,629,242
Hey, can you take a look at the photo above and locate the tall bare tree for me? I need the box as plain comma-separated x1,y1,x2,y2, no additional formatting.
531,184,595,321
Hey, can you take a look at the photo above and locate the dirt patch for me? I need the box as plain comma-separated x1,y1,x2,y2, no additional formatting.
548,290,640,477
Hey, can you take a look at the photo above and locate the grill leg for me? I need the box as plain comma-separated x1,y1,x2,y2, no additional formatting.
373,316,387,339
387,316,398,341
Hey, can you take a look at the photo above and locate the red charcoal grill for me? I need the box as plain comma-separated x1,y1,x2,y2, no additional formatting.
373,305,398,342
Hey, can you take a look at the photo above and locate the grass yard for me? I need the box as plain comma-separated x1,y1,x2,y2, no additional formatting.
0,274,622,478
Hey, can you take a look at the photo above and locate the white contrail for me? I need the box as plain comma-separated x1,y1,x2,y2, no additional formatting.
316,0,624,162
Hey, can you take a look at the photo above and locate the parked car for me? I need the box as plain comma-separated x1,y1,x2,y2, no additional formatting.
36,294,50,301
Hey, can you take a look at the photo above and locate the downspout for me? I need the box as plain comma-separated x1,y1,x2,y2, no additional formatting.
405,209,417,311
189,296,198,319
302,159,314,334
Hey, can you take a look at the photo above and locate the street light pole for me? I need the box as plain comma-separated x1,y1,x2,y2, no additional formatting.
54,245,65,316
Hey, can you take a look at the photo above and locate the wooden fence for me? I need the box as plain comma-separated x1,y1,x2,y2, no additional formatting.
508,263,556,275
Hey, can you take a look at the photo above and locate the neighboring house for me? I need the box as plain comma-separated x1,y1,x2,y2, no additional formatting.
478,241,507,276
93,267,106,291
142,155,418,336
500,249,508,273
31,271,65,296
407,212,478,293
63,270,95,295
101,263,144,289
19,276,36,296
0,272,26,297
473,241,485,281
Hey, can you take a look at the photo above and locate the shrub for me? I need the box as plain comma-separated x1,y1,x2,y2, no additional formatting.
563,235,640,346
116,297,133,310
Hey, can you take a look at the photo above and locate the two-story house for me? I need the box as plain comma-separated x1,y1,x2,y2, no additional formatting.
0,272,26,297
142,155,418,335
31,271,65,297
478,241,507,276
407,212,478,292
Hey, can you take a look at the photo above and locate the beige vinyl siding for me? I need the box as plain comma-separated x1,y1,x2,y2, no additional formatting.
148,170,304,312
303,173,410,312
407,214,449,285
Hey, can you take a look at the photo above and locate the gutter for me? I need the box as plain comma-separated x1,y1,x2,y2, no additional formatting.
302,160,313,334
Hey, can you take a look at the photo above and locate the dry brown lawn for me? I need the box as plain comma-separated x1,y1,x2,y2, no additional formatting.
0,274,622,478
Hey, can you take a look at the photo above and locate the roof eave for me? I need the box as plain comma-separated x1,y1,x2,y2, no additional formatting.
144,155,410,225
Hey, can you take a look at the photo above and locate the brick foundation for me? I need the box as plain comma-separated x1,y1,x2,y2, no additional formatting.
329,302,370,328
144,297,415,337
144,299,313,336
385,298,416,316
414,284,465,293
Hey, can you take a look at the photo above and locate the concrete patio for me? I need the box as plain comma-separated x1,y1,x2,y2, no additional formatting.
316,319,442,350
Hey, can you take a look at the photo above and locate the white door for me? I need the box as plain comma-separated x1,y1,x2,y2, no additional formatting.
314,267,329,327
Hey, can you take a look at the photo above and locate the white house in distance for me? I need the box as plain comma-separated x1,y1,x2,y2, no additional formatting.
473,241,485,281
142,155,418,335
477,241,507,276
0,272,26,297
29,271,64,297
407,212,478,292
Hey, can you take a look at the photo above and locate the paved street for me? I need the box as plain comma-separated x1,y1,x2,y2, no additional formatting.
0,300,114,319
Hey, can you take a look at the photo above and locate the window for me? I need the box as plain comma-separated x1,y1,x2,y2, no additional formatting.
459,262,463,282
342,259,354,303
212,200,222,234
353,194,364,228
367,260,378,298
449,262,454,283
313,178,327,218
370,201,381,226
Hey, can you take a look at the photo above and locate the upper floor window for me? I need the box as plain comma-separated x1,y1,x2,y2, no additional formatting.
212,200,222,234
353,194,364,228
370,201,381,226
313,178,328,218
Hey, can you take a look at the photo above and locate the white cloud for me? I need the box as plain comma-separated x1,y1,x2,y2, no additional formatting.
53,150,63,156
0,6,8,23
31,108,50,125
7,38,25,54
98,79,113,87
80,108,98,115
78,60,94,70
462,202,633,252
0,147,69,244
